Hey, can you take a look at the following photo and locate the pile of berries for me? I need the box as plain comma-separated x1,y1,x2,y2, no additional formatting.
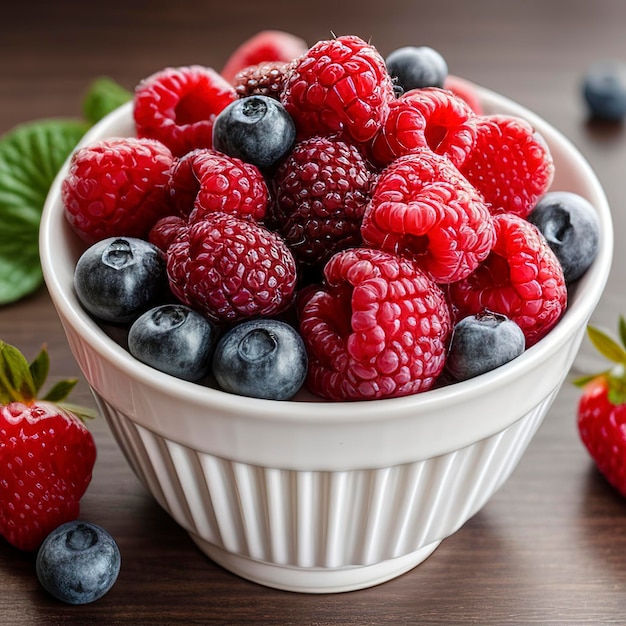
63,31,600,402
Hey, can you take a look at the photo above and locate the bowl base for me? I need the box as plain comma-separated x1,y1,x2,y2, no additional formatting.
188,534,441,593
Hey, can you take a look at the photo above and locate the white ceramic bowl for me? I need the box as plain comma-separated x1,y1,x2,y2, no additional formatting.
40,86,613,593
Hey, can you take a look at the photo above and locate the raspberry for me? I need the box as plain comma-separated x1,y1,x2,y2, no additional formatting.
133,65,237,157
149,215,186,252
459,114,555,217
369,87,477,168
220,30,309,83
443,75,483,115
361,150,495,284
447,213,567,347
269,136,374,268
167,149,268,222
166,213,297,323
233,61,292,99
281,35,395,143
299,247,452,401
62,137,174,244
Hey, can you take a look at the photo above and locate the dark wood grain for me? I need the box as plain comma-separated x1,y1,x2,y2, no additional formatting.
2,1,626,623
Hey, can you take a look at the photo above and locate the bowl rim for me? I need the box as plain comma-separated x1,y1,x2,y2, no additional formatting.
39,85,614,427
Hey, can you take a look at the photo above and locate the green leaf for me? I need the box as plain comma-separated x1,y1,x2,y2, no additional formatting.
0,118,89,305
0,340,36,403
42,378,78,403
607,364,626,405
82,77,132,125
586,324,626,364
619,315,626,350
59,402,98,423
29,346,50,393
573,371,609,388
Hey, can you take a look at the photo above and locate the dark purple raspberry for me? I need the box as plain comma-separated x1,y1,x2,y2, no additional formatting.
270,135,375,268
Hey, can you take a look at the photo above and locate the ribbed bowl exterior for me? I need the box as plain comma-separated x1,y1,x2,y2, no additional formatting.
93,387,553,588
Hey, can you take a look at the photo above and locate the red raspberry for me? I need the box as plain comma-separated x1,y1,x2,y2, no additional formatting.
299,247,452,401
167,149,268,222
133,65,237,157
220,30,309,83
233,61,292,99
361,150,495,284
370,87,477,168
443,75,483,115
281,35,395,143
62,137,174,244
459,114,555,217
166,213,297,323
447,213,567,347
269,135,374,268
149,215,186,252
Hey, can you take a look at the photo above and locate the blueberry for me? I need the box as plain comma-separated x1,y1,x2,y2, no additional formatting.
385,46,448,91
36,521,121,605
74,237,167,324
582,60,626,121
528,191,600,283
212,95,296,171
128,304,217,381
445,312,526,382
212,318,307,400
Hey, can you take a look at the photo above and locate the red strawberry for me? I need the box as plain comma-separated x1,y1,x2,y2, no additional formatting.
459,114,555,217
0,341,97,552
62,137,174,244
299,247,452,401
281,35,395,143
134,65,237,157
221,30,309,83
576,319,626,496
447,213,567,347
361,149,495,284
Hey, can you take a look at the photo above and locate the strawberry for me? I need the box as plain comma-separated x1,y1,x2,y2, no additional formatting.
576,318,626,497
221,30,309,83
0,341,96,551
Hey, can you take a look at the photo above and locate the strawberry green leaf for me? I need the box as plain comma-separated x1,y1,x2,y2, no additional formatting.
29,346,50,394
0,340,36,403
573,371,609,388
607,364,626,405
82,77,132,125
59,401,98,423
587,324,626,364
42,378,78,403
0,118,88,305
619,315,626,350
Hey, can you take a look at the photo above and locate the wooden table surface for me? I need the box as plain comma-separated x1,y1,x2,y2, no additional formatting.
2,1,626,623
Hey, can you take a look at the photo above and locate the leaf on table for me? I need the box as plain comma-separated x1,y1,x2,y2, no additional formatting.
0,118,88,305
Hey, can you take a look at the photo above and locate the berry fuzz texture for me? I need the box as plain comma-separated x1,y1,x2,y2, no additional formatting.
299,247,452,401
